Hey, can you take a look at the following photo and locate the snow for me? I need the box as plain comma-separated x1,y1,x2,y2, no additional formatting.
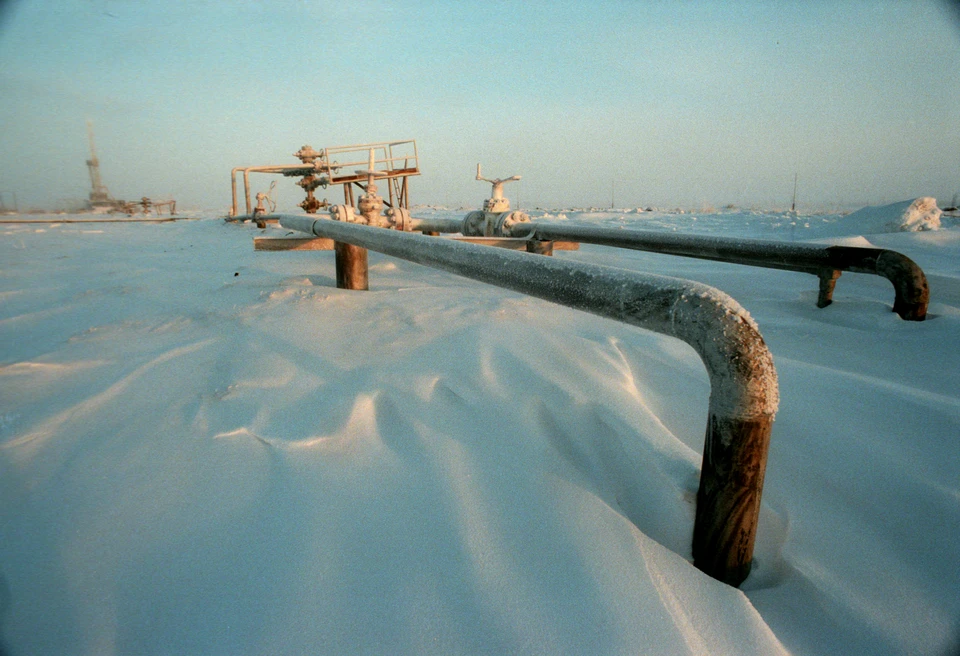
1,205,959,655
814,197,943,237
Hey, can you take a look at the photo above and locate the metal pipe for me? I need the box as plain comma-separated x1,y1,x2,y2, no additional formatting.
231,165,313,217
243,169,252,215
519,223,929,321
279,214,779,587
408,217,462,233
230,167,241,217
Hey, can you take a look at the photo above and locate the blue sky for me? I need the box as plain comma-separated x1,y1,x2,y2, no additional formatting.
0,0,958,212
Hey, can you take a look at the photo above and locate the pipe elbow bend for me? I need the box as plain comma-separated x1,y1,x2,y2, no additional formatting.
875,250,929,321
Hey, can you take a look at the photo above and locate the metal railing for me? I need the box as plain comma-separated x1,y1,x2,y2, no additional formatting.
278,214,779,587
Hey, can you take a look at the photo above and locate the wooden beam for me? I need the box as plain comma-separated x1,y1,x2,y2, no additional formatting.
254,235,579,253
451,236,579,251
254,237,335,251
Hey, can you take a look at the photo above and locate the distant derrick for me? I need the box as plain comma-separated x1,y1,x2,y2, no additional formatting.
85,120,125,212
81,122,174,215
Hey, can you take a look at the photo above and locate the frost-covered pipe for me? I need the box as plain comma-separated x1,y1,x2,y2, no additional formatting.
407,217,462,233
279,214,779,586
519,224,929,320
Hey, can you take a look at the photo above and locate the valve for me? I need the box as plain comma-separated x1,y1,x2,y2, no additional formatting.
299,192,326,214
253,181,278,227
294,145,328,213
356,148,389,226
297,176,323,192
294,145,322,165
461,164,530,237
476,163,520,213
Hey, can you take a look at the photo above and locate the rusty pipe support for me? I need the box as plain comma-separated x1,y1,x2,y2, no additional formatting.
335,242,368,290
519,224,929,321
279,214,779,587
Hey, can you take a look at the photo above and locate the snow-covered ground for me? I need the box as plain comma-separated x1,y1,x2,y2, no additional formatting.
1,203,958,655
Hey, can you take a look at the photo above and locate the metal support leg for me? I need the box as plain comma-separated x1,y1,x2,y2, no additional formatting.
335,242,368,290
817,269,841,308
692,414,774,585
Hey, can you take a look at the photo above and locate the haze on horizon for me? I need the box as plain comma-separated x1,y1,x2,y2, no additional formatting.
0,0,958,213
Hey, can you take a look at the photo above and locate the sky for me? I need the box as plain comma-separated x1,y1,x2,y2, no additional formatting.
0,0,958,213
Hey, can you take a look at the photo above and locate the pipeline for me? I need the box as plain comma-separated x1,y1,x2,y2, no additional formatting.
230,165,312,216
371,212,928,320
511,224,929,321
279,213,779,587
407,216,462,234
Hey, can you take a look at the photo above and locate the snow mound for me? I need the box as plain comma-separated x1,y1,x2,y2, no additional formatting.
841,197,942,235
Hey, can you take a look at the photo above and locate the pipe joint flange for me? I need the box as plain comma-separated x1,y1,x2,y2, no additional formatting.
330,204,357,223
462,210,486,236
386,207,413,231
495,211,532,237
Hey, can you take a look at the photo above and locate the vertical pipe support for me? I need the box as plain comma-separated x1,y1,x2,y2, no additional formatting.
817,269,842,308
693,413,773,584
230,167,242,217
334,242,368,290
243,169,253,216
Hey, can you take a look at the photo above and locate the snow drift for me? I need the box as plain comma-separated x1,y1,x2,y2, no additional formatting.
1,209,958,655
828,197,942,236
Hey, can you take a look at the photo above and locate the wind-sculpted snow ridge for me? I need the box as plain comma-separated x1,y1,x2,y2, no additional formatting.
0,213,958,654
815,197,943,237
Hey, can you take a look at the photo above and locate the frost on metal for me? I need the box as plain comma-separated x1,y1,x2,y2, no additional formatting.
279,214,779,423
527,221,929,321
547,265,779,422
278,214,779,586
